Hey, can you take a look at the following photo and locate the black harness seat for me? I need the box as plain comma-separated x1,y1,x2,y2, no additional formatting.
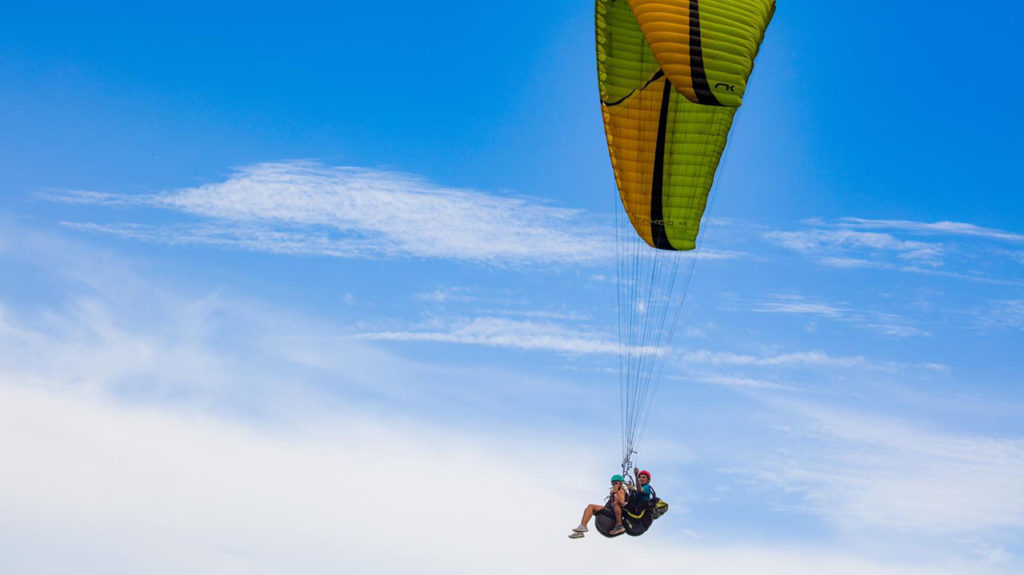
594,488,669,538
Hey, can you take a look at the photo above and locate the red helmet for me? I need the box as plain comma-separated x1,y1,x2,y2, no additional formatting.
638,470,651,480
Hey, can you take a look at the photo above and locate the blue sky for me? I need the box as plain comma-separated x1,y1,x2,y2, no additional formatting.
2,1,1023,573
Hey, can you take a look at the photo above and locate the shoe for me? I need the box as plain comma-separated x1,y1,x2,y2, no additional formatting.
572,525,588,533
609,524,625,535
568,532,584,539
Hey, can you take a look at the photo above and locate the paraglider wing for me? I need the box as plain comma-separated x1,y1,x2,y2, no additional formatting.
596,0,775,251
596,0,775,478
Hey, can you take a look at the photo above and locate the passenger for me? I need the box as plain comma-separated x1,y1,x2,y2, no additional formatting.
568,474,628,538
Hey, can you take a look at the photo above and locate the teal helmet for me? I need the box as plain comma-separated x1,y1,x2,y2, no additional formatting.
610,474,625,484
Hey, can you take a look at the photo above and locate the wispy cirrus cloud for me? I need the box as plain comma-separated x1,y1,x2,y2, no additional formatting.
411,286,591,321
413,286,491,304
63,221,380,257
751,294,929,337
49,161,612,267
840,218,1024,243
356,316,621,355
679,348,949,373
692,374,799,391
973,300,1024,330
765,228,945,267
764,218,1024,277
741,400,1024,539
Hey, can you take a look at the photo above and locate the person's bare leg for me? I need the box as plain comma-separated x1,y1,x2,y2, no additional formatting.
613,501,623,526
579,503,604,527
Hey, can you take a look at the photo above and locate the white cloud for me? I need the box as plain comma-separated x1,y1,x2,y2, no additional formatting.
3,382,1000,575
2,226,1022,574
840,218,1024,243
61,221,379,257
816,256,878,269
963,540,1016,566
693,374,798,391
690,248,750,261
410,287,590,321
740,400,1024,537
0,382,593,575
357,315,622,355
50,161,613,266
0,228,531,413
754,297,848,319
763,218,1024,281
412,286,486,304
751,294,930,337
765,229,945,267
974,300,1024,330
37,188,138,205
684,349,863,368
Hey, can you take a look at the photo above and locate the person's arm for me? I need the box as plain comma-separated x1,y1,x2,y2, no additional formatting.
616,486,628,505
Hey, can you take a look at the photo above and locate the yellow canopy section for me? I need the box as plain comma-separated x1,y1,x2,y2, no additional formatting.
596,0,774,250
629,0,775,107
